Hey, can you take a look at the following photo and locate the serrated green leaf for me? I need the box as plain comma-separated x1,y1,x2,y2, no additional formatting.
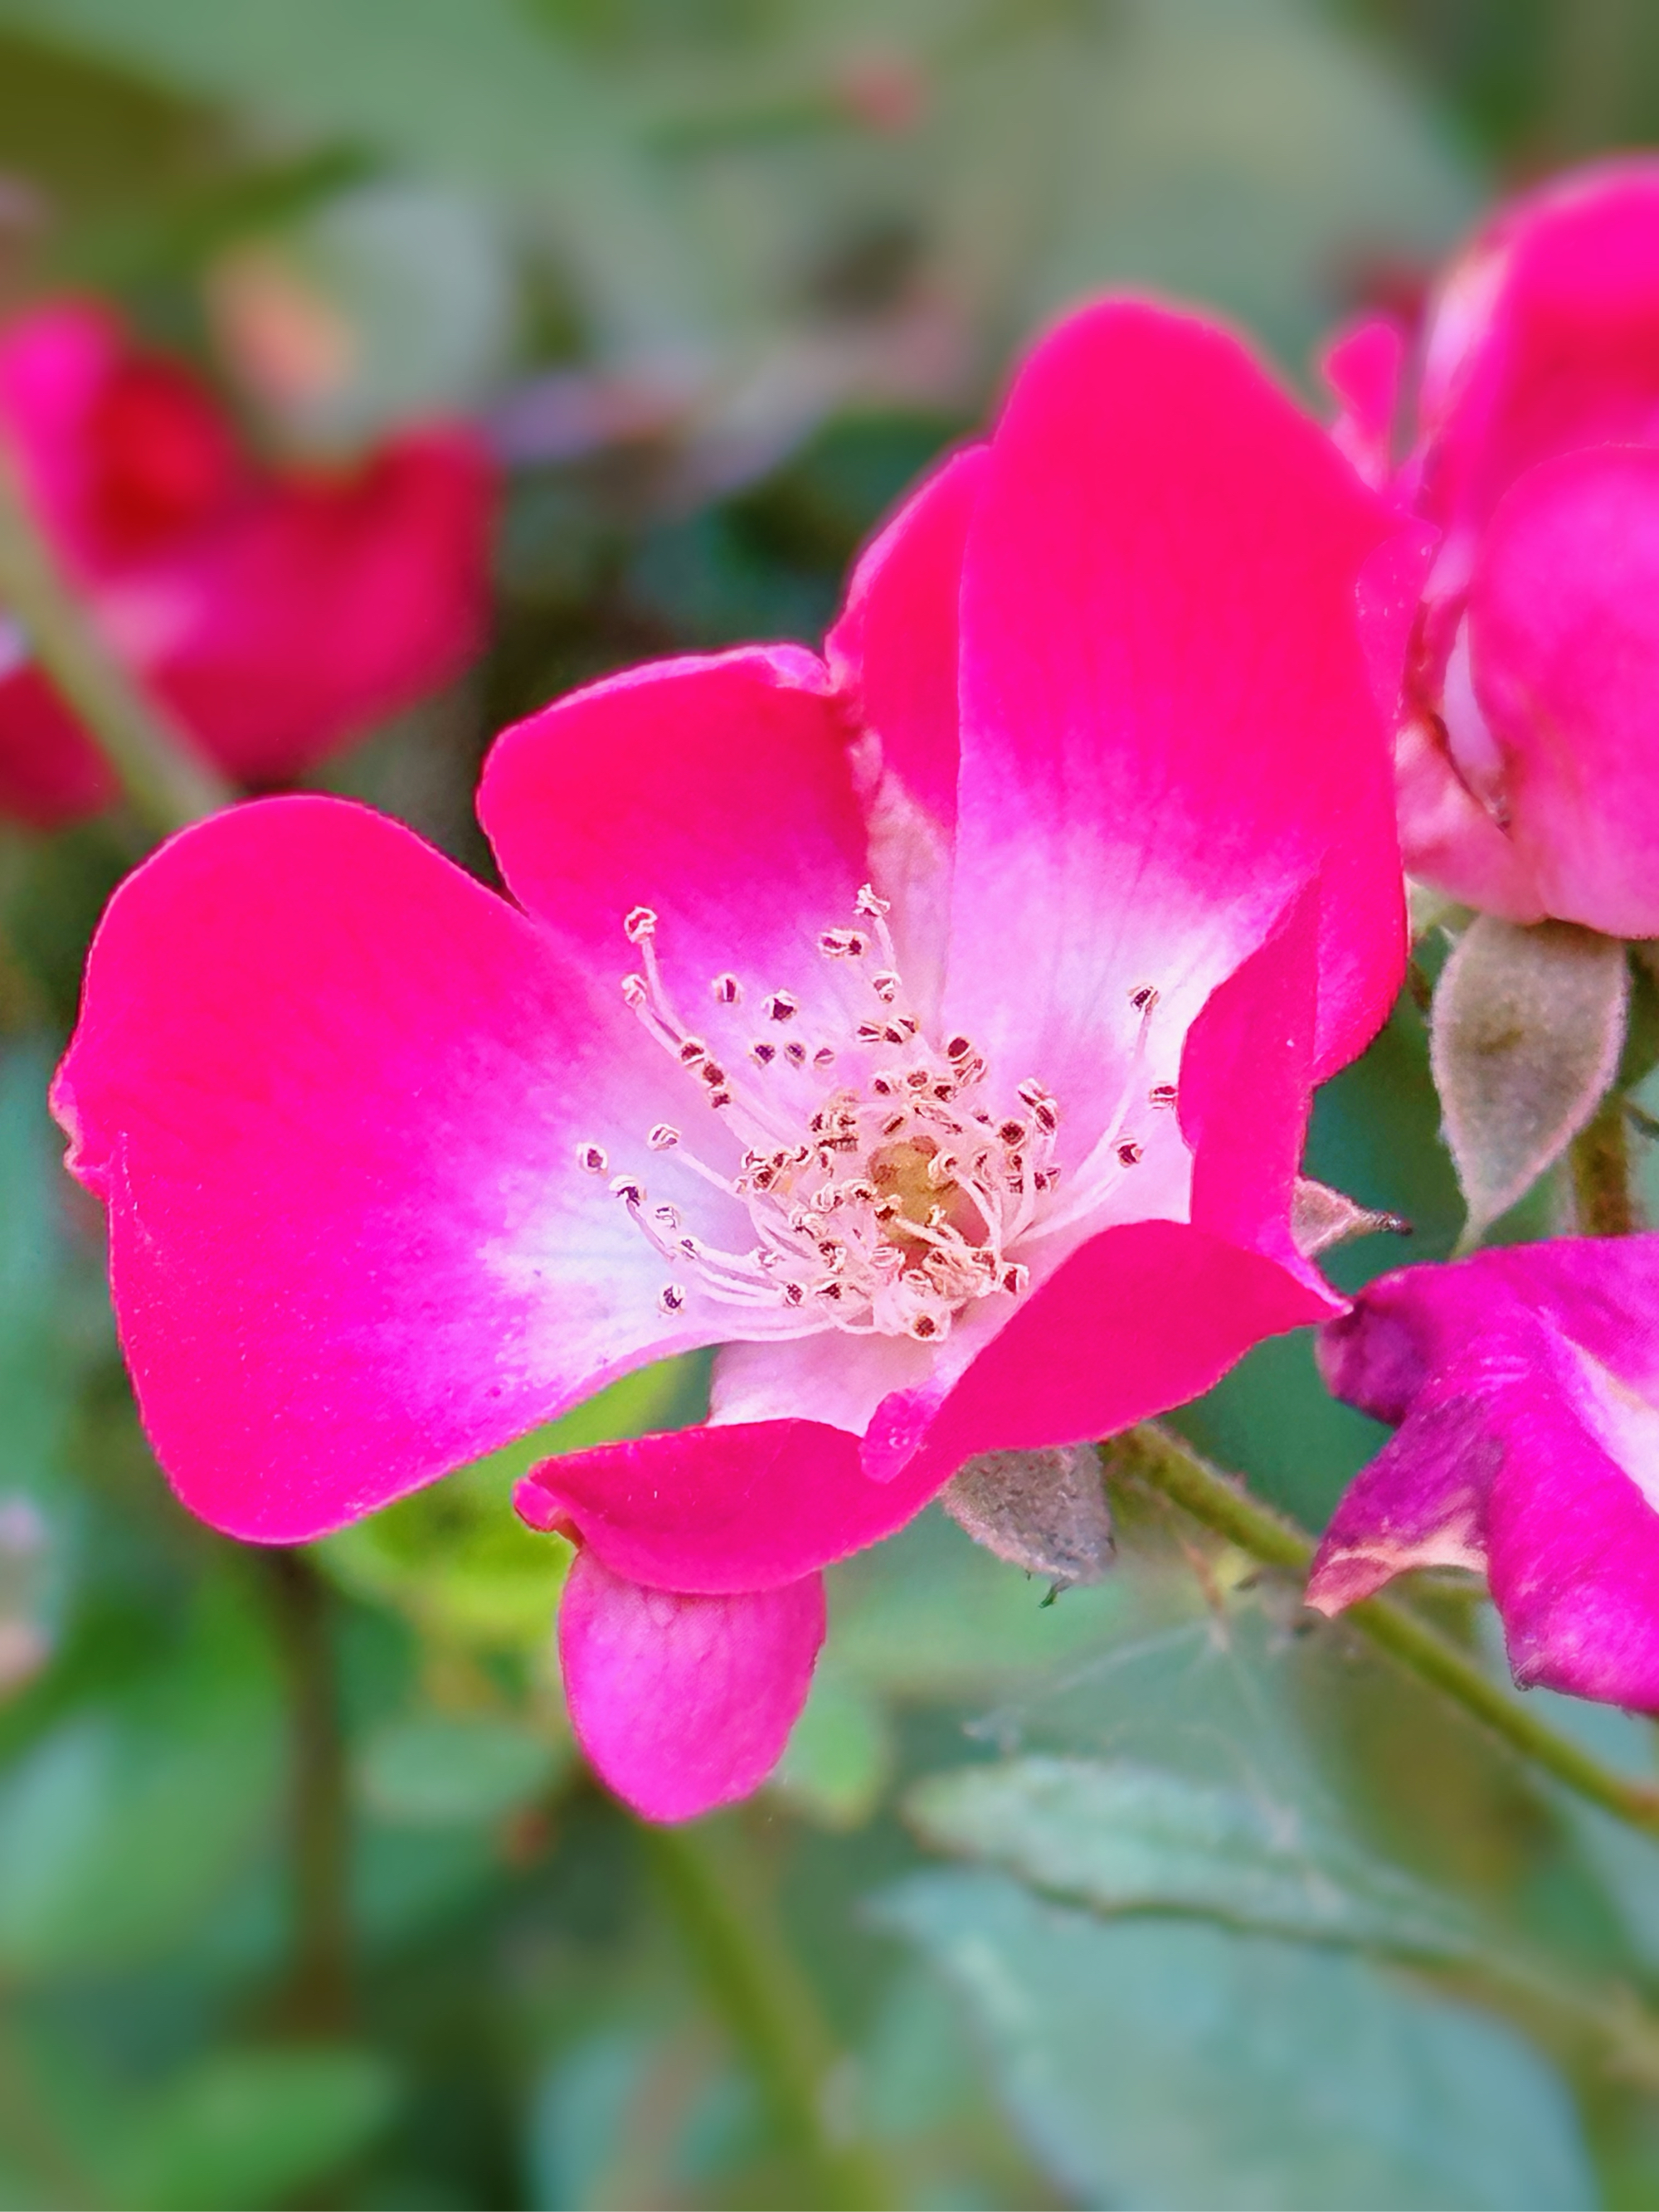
875,1870,1594,2212
905,1755,1485,1959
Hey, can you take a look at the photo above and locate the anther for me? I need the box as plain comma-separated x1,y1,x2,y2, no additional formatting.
708,1090,733,1110
653,1204,680,1229
1149,1083,1178,1110
1117,1140,1144,1167
854,884,891,916
658,1283,688,1314
782,1282,805,1307
765,991,799,1023
784,1042,807,1067
648,1125,680,1150
750,1039,777,1066
699,1062,727,1087
818,929,868,959
813,1047,836,1068
872,971,901,1003
677,1038,708,1066
621,975,648,1006
577,1143,609,1174
908,1314,942,1340
610,1176,645,1204
1129,984,1159,1012
711,973,742,1004
946,1035,975,1062
998,1120,1029,1147
624,906,658,943
1000,1263,1030,1296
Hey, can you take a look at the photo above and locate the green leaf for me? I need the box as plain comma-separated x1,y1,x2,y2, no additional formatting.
875,1870,1595,2211
0,1579,284,1974
768,1662,891,1830
0,0,715,360
110,2047,397,2211
905,1756,1486,1961
318,1353,706,1653
358,1711,567,1828
1431,916,1628,1246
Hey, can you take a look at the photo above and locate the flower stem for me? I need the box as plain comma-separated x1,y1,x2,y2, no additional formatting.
259,1550,355,2036
1107,1423,1659,1842
642,1816,897,2210
0,437,232,837
1572,1095,1641,1236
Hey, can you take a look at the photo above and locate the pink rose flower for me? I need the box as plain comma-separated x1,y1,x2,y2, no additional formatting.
0,301,494,826
54,301,1408,1821
1311,1238,1659,1709
1327,159,1659,936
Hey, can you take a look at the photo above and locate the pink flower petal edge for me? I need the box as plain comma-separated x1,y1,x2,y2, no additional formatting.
558,1549,825,1824
1311,1237,1659,1710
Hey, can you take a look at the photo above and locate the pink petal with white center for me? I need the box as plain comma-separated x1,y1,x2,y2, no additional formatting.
479,648,873,1026
861,1220,1335,1489
1179,883,1324,1286
825,445,984,1009
1322,314,1406,489
943,301,1403,1122
558,1548,825,1821
1477,1236,1659,1398
1467,445,1659,938
825,443,983,836
516,1416,949,1592
51,795,715,1545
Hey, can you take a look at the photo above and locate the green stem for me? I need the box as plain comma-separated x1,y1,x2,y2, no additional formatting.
1107,1423,1659,1842
260,1551,354,2037
0,437,232,837
1572,1096,1641,1237
643,1818,897,2210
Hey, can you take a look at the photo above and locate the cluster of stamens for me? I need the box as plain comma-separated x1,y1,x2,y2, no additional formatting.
577,887,1167,1343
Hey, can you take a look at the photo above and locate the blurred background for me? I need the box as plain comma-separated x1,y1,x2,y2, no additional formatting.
1,2,1658,2205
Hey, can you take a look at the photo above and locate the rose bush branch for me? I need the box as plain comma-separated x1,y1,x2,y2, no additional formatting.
1108,1422,1659,1842
645,1818,898,2210
0,435,232,835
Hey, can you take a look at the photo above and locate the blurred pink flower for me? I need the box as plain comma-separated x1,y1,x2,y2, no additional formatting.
1328,160,1659,936
54,301,1407,1821
1312,1238,1659,1710
0,301,494,826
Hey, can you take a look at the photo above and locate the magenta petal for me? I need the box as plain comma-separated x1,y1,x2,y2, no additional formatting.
1306,1398,1496,1611
825,444,984,835
1484,1349,1659,1707
1469,445,1659,937
1180,883,1320,1281
479,648,870,1012
515,1417,948,1593
943,300,1401,1110
53,795,700,1544
1322,314,1405,489
558,1549,825,1821
864,1221,1335,1488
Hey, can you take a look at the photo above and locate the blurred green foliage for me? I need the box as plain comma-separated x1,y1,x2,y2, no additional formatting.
0,1,1655,2205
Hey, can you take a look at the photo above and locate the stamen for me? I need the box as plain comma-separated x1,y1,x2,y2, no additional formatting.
711,973,742,1004
648,1125,680,1150
765,992,799,1023
659,1283,688,1314
576,1143,608,1174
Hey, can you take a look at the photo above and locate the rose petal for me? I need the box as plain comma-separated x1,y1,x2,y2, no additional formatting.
52,795,709,1544
1468,445,1659,937
479,647,875,1026
944,299,1401,1129
863,1220,1335,1487
516,1414,948,1592
558,1549,825,1821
